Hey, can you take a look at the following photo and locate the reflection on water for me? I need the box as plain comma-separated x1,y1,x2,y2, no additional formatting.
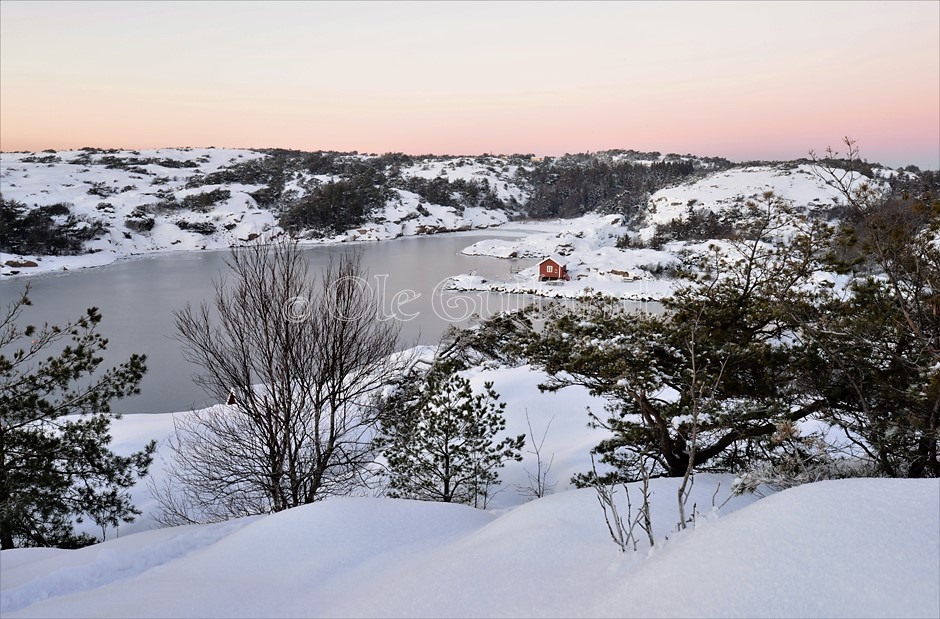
0,234,656,413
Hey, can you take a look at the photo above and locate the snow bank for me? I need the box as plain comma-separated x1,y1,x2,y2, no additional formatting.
3,478,935,618
0,518,259,616
589,478,940,619
3,375,935,619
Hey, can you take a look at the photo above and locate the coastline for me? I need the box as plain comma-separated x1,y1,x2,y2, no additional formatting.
0,221,529,281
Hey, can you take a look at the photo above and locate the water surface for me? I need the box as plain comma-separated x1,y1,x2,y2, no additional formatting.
1,232,657,413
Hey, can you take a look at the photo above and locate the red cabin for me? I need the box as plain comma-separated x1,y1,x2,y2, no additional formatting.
538,256,570,281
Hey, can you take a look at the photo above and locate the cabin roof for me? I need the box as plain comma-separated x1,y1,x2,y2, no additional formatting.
538,255,568,267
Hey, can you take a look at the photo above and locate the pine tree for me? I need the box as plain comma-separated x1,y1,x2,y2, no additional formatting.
805,139,940,477
378,363,525,507
0,285,155,549
519,193,836,482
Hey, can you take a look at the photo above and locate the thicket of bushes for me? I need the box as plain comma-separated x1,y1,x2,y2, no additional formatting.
0,196,105,255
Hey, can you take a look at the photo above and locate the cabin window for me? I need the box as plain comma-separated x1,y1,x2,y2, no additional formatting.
546,265,554,273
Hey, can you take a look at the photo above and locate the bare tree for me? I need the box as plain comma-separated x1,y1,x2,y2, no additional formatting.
592,454,655,553
676,313,731,531
516,410,556,501
152,238,407,524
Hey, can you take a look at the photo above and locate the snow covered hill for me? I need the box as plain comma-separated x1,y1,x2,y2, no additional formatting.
640,163,859,232
1,147,917,303
0,148,514,277
448,163,897,301
398,155,531,205
2,477,936,618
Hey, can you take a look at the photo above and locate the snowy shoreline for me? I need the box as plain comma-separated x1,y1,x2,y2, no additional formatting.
3,148,896,303
438,165,890,302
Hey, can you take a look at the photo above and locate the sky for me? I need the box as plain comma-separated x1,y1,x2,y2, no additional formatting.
1,1,938,169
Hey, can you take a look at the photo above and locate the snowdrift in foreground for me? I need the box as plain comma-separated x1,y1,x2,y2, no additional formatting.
2,477,936,618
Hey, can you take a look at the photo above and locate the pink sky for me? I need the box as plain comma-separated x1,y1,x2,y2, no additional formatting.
1,1,938,169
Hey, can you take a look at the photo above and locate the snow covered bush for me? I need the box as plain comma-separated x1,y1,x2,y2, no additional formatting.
0,196,106,255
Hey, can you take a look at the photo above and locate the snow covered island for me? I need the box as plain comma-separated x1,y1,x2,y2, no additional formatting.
447,164,898,301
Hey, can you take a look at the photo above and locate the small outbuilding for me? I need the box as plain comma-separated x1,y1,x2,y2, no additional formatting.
538,256,570,282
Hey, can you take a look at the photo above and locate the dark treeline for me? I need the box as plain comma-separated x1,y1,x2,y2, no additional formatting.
523,157,700,220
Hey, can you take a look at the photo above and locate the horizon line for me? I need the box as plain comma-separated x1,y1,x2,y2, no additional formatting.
2,144,933,170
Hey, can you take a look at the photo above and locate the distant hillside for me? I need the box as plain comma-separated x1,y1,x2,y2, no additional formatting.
1,146,934,276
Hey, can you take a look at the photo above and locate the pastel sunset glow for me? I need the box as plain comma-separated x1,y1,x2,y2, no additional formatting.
1,1,938,168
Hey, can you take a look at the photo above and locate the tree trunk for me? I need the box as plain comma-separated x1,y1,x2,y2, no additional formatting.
0,518,12,549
